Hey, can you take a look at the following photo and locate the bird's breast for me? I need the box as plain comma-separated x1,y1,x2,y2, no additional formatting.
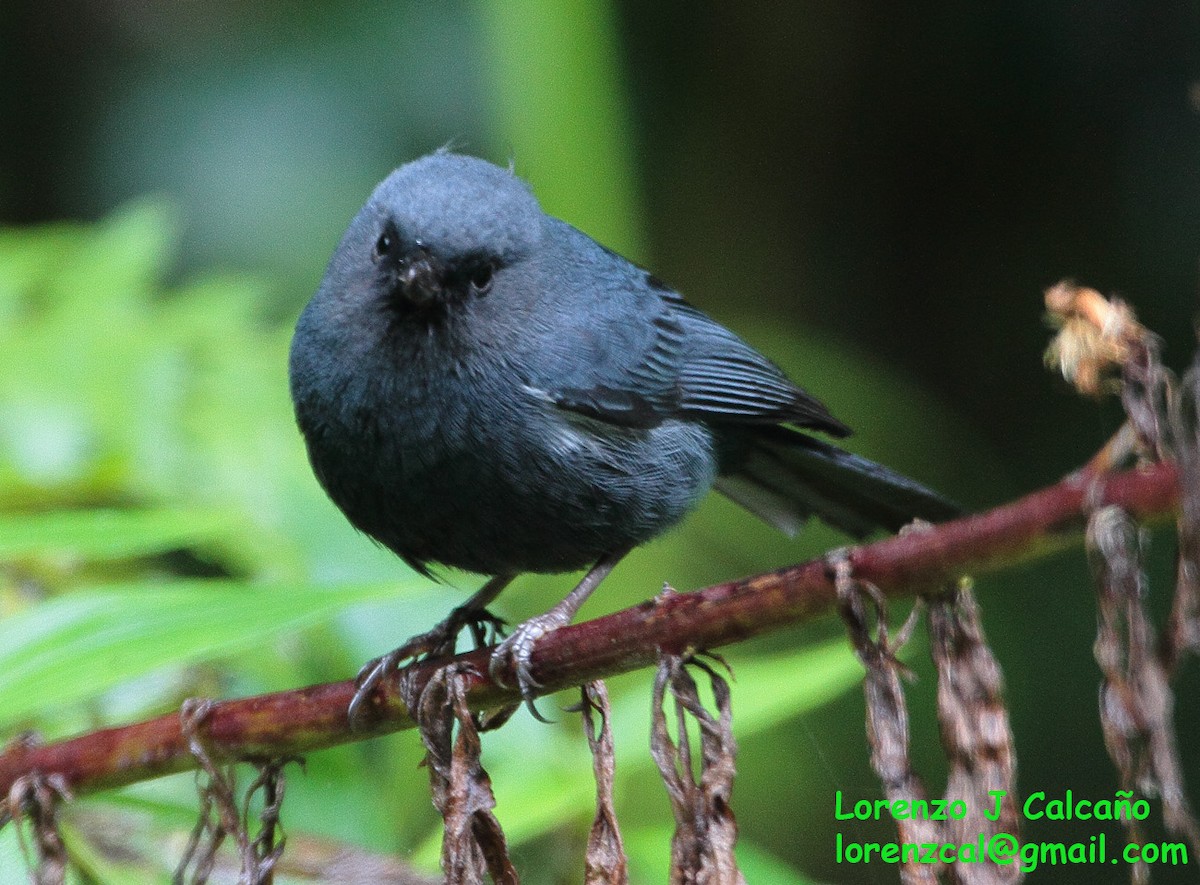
297,338,718,576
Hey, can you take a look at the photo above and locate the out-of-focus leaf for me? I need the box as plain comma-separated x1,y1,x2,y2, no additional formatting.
624,825,821,885
0,580,422,726
59,819,149,885
0,205,327,581
734,839,825,885
714,639,871,738
0,826,26,881
0,223,78,315
0,508,239,561
599,637,866,766
413,746,585,867
45,199,179,312
411,636,866,858
479,0,642,259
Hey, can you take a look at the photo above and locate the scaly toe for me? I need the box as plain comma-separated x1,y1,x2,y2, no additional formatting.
348,651,399,725
489,619,562,722
488,626,543,689
347,628,443,726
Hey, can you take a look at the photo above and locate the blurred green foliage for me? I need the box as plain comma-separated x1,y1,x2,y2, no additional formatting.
0,149,939,885
0,190,978,882
0,5,948,879
0,167,1001,885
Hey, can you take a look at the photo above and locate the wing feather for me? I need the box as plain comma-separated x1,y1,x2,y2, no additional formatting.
543,230,849,437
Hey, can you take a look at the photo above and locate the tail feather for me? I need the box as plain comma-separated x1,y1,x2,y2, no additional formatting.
715,426,960,538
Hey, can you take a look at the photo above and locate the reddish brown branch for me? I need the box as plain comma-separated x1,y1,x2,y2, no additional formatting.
0,459,1182,811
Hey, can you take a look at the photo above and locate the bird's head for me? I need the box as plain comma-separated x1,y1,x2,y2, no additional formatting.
338,151,544,318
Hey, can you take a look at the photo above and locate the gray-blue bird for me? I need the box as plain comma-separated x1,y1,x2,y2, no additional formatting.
289,151,958,718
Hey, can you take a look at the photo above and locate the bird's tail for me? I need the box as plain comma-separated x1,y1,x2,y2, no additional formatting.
714,426,960,538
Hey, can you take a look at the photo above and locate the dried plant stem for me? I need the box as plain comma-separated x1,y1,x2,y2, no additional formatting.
0,459,1182,811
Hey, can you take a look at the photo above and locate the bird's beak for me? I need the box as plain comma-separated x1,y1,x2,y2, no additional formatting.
396,248,445,308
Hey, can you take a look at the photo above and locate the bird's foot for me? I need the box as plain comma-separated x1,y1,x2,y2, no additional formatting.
348,603,506,726
488,610,571,723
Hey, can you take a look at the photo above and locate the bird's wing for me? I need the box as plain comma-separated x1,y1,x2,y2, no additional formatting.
549,309,685,429
546,266,849,437
667,297,849,435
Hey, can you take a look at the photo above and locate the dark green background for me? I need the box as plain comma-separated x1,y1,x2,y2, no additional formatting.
2,2,1198,882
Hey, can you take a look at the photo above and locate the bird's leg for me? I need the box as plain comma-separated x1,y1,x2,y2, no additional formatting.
348,573,514,725
489,549,629,720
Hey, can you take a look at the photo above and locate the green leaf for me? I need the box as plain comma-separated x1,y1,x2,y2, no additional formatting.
624,825,822,885
714,639,869,738
414,636,867,856
47,198,179,312
0,222,79,316
0,508,240,561
59,819,152,885
0,580,422,727
0,826,25,881
480,0,643,259
598,636,866,760
734,839,825,885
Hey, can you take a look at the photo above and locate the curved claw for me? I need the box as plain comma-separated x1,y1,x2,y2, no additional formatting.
348,649,404,725
488,616,565,723
347,605,503,728
345,576,517,727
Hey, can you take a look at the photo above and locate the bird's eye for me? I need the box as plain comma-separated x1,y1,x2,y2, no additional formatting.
374,231,393,259
469,262,495,295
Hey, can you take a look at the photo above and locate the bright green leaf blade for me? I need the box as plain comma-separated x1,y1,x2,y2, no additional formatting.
480,0,643,259
734,839,825,885
715,638,868,738
59,819,151,885
0,508,239,561
603,636,866,754
428,636,868,855
0,827,24,881
412,760,586,868
0,580,422,726
624,825,822,885
47,198,179,312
